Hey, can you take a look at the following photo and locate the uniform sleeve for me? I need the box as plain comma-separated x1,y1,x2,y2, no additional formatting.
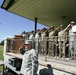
31,52,39,75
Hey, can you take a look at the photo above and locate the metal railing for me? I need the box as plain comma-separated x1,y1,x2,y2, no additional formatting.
5,35,76,64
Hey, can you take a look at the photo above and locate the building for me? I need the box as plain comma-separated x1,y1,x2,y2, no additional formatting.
1,0,76,75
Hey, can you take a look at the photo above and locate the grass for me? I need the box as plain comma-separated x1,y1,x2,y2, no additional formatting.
0,45,3,72
0,45,3,60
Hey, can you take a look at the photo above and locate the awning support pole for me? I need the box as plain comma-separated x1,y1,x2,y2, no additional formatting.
35,18,37,31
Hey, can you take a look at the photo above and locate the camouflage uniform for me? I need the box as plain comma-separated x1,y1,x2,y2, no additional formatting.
35,31,41,54
58,30,67,57
49,30,56,56
41,31,46,55
29,32,35,48
20,49,38,75
69,24,76,59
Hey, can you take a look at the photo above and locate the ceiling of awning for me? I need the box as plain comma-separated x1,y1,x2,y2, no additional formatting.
1,0,76,27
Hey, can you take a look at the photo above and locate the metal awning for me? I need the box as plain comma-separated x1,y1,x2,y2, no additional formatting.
1,0,76,27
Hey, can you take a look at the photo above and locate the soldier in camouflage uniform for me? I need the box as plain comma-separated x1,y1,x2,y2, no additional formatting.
35,29,41,54
19,40,38,75
69,21,75,59
40,28,48,55
58,24,71,58
49,26,59,56
29,31,35,48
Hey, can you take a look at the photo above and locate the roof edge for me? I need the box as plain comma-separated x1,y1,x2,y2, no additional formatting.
1,0,18,10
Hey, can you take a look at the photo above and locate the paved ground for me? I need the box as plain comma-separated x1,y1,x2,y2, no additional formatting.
38,55,76,67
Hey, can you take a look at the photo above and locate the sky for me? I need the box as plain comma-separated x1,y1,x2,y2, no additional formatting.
0,0,48,42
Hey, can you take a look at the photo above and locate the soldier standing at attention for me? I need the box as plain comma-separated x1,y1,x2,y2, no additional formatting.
29,31,35,48
29,31,34,41
69,21,75,59
40,28,47,55
19,40,39,75
58,24,71,58
35,29,41,54
49,26,59,56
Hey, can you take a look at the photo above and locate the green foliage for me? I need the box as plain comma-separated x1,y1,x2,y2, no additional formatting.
0,40,4,45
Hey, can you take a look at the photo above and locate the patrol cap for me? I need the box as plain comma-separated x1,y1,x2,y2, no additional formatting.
60,25,63,27
51,26,54,29
25,40,32,45
60,25,64,30
60,25,64,28
70,21,75,24
51,26,54,27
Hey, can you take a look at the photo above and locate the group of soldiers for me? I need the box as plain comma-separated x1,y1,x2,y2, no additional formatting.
21,21,76,58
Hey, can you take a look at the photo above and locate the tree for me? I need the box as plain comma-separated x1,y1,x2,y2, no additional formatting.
0,40,4,45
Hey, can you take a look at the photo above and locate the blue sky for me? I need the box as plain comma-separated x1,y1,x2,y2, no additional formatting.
0,0,48,42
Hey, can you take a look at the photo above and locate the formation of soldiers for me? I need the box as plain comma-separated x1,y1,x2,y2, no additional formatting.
21,21,76,59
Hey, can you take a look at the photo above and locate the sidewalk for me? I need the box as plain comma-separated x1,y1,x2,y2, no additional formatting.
38,56,76,75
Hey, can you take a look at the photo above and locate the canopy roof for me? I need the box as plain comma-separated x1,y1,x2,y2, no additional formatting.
1,0,76,27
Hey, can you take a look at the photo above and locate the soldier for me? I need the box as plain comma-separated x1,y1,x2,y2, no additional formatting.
58,24,71,58
69,21,75,59
49,26,59,56
19,40,39,75
40,28,48,55
29,31,34,41
21,31,30,42
29,31,35,48
35,29,41,54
